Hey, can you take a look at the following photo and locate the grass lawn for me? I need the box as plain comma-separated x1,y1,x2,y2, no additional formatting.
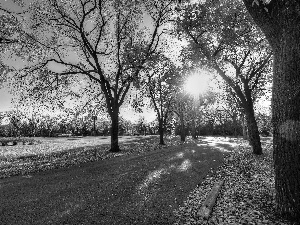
0,135,152,160
0,135,183,179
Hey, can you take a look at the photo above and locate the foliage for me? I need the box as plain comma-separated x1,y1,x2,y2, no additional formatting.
256,107,272,136
0,108,147,138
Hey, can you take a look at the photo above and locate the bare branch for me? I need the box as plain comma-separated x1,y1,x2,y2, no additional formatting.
248,53,272,80
213,62,247,106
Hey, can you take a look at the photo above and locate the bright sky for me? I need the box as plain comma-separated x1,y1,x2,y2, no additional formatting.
0,87,13,112
184,70,213,97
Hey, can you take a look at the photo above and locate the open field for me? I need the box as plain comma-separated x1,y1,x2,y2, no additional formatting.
0,135,182,179
0,135,153,160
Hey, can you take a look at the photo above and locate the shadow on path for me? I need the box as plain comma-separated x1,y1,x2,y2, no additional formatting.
1,138,232,225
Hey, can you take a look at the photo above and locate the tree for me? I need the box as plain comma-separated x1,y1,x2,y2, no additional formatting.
220,84,244,138
144,57,177,144
11,0,175,152
6,110,24,137
172,91,190,141
256,107,272,136
135,116,147,136
118,116,133,135
177,0,272,154
172,81,217,141
241,0,300,220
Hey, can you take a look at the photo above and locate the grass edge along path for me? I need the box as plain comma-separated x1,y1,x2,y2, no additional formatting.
0,136,192,179
173,139,295,225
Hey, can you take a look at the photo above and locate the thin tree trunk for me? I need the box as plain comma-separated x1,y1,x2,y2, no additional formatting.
180,113,186,142
191,107,197,139
158,118,165,145
191,118,197,139
110,109,120,152
232,112,238,138
242,113,248,140
245,108,262,155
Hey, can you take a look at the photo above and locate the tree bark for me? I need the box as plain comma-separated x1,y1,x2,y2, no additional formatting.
242,0,300,219
110,109,120,152
242,114,248,140
180,113,186,142
245,108,262,155
191,106,198,139
232,112,238,138
191,117,198,139
158,118,165,145
272,32,300,220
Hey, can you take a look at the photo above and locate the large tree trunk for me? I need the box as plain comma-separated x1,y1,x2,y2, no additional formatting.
158,118,165,145
242,0,300,219
272,33,300,220
110,109,120,152
245,108,262,155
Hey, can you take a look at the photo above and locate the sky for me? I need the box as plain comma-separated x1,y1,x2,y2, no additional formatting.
0,87,13,112
0,0,23,112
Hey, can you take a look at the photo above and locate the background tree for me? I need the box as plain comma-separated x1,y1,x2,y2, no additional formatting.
256,106,272,137
144,57,177,144
5,109,25,137
241,1,300,219
134,116,147,136
172,85,217,140
172,91,190,142
221,85,244,138
118,116,133,135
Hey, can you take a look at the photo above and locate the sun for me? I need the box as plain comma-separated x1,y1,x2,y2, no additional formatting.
184,71,210,97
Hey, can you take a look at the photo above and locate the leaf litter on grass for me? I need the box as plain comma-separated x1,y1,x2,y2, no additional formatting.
173,138,294,225
0,135,187,179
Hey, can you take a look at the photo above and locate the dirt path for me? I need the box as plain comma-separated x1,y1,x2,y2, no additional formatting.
0,139,232,225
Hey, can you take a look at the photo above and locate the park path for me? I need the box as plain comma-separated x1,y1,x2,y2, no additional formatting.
0,138,234,225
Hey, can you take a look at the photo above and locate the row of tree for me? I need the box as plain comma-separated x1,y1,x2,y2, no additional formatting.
0,91,272,139
0,111,158,137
